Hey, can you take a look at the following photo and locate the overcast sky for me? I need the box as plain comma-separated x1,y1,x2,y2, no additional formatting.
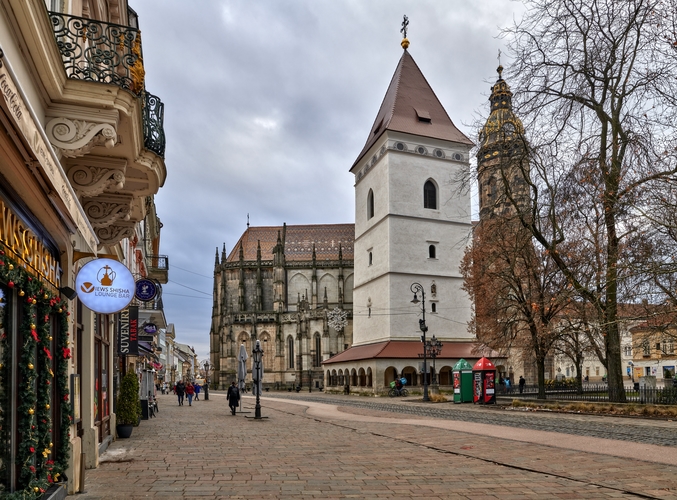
131,1,524,361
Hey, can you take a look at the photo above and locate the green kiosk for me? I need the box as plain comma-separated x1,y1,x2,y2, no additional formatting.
452,359,474,403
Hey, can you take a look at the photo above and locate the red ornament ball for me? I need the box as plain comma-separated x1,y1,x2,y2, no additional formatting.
7,281,13,288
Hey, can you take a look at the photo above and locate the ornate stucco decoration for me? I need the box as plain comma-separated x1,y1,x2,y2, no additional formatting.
81,194,133,228
65,156,127,198
46,117,118,158
95,220,137,247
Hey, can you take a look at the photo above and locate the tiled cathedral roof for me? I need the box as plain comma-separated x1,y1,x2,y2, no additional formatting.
322,341,502,364
351,49,472,170
226,224,355,263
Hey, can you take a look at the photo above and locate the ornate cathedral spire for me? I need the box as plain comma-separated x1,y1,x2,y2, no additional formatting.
477,64,529,220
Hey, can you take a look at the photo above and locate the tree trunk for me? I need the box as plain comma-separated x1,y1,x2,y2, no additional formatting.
536,357,546,399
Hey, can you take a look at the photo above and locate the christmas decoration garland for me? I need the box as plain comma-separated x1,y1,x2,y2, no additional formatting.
0,248,71,499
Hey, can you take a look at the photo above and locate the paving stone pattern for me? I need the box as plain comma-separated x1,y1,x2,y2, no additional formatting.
80,393,677,499
271,393,677,447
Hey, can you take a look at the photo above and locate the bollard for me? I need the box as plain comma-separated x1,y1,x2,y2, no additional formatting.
78,452,86,493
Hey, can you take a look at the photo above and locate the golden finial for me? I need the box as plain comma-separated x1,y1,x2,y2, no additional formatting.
400,15,410,49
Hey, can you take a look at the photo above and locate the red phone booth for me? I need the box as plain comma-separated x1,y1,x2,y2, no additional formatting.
472,357,497,404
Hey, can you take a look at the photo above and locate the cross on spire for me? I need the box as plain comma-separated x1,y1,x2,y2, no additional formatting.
400,15,409,39
497,49,504,80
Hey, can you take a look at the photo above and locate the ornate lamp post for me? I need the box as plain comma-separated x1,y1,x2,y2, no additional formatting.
426,335,443,385
410,282,430,402
203,360,211,401
251,340,264,419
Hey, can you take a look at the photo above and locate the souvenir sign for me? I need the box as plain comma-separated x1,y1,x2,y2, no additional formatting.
75,258,134,314
135,278,158,302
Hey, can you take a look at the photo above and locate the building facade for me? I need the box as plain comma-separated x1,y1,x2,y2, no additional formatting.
210,224,354,390
0,0,168,495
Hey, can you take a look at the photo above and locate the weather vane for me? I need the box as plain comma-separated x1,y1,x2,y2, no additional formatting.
497,49,504,79
401,15,409,39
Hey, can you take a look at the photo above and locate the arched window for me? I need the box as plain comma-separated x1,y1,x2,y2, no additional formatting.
314,334,322,367
424,180,437,209
367,189,374,220
428,245,436,259
431,303,437,313
287,336,295,369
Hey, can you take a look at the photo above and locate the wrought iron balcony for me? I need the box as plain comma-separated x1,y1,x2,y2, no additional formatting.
48,12,166,157
148,254,169,284
143,92,166,157
48,12,145,94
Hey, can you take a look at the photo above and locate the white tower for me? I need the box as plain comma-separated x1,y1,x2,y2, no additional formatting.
350,42,474,346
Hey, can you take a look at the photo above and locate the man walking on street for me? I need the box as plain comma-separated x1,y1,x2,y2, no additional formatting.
227,381,240,415
194,382,201,401
176,380,186,406
519,376,526,394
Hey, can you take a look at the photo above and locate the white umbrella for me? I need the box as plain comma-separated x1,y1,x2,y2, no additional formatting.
251,340,264,396
237,344,248,393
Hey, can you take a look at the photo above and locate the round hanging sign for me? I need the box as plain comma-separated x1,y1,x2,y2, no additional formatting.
143,323,158,335
75,258,135,314
135,278,158,302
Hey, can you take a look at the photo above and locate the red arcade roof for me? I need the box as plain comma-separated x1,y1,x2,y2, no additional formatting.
323,341,501,364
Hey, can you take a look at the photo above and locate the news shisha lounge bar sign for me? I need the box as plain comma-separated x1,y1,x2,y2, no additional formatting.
75,258,134,314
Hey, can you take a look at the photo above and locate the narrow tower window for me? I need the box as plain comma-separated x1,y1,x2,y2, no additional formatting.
428,245,436,259
431,303,437,313
424,180,437,209
369,252,373,266
287,336,295,369
367,189,374,220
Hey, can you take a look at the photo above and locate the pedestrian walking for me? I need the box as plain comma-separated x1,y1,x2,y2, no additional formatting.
185,382,195,406
175,380,185,406
505,378,511,393
226,381,240,415
194,382,201,401
519,376,525,394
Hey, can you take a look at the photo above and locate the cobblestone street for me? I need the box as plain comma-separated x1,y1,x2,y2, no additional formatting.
79,392,677,499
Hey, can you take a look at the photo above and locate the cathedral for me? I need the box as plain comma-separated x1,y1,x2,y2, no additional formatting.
210,30,506,392
209,224,354,389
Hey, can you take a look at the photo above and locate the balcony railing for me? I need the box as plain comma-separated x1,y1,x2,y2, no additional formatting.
148,255,169,284
48,12,145,94
48,12,166,157
143,92,166,157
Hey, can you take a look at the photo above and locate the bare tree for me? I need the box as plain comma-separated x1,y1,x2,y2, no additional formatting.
461,217,571,398
501,0,677,401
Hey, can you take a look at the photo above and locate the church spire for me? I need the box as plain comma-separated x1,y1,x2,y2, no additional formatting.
214,247,219,267
351,41,471,171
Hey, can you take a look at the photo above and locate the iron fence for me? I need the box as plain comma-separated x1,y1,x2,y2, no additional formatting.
499,383,677,405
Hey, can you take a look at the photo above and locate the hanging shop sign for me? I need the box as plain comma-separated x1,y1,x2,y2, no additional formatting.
118,305,139,356
75,258,134,313
0,197,62,288
134,278,158,302
143,323,157,335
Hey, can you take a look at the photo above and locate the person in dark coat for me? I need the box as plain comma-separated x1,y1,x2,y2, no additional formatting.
519,376,526,394
176,380,186,406
226,381,240,415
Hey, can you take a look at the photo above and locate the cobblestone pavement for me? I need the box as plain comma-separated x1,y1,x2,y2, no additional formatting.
268,392,677,447
80,392,677,499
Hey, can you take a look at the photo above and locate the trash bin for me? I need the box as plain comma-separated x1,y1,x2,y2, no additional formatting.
452,359,474,403
472,357,497,404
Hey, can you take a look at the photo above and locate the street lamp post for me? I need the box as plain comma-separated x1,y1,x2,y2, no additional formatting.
252,340,264,419
203,360,211,400
410,282,430,402
427,335,443,386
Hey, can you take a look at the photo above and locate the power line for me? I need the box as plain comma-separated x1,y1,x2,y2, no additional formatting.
171,264,213,279
167,280,212,296
163,292,212,300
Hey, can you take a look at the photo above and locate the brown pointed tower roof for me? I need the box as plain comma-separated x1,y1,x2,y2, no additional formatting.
351,49,472,170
